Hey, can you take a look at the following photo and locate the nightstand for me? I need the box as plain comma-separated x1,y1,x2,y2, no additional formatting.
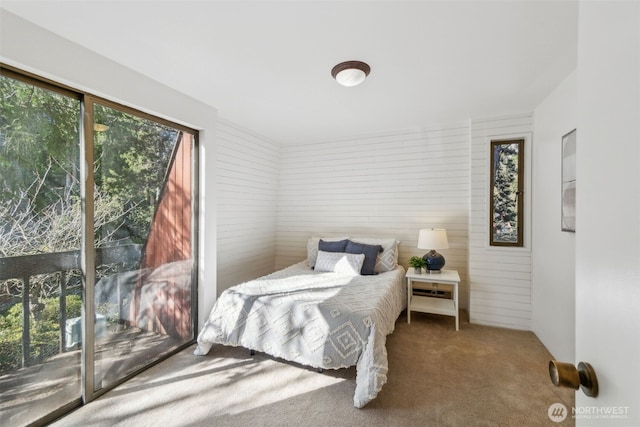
406,269,460,331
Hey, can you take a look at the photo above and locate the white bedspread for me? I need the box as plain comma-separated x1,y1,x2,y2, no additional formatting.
194,261,406,408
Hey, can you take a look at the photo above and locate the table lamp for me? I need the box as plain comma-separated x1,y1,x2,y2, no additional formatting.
417,228,449,273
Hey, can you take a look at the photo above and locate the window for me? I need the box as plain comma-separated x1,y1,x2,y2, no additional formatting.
0,65,198,426
490,139,524,247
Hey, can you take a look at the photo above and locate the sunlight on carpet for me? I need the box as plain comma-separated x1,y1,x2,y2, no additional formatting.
105,346,349,419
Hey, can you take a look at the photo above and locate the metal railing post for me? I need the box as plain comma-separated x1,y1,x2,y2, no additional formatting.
21,276,30,368
60,271,68,353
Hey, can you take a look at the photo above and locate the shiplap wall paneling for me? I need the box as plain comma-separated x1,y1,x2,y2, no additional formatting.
469,114,533,329
216,120,280,294
276,125,471,310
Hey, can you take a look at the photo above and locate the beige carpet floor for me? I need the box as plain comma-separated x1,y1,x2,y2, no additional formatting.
50,312,574,426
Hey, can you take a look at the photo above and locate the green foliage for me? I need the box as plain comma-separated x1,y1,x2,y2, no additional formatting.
0,75,80,212
1,74,180,256
0,295,81,373
93,103,178,244
0,72,186,374
409,256,426,268
0,303,23,331
42,294,82,320
492,142,520,241
1,73,184,262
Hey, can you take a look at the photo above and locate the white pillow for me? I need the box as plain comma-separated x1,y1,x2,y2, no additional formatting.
350,237,400,273
314,251,365,276
306,236,350,267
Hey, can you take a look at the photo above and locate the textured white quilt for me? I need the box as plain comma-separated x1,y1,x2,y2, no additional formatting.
194,261,406,408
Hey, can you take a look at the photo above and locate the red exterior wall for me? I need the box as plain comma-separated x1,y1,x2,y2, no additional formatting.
131,133,193,339
143,133,192,266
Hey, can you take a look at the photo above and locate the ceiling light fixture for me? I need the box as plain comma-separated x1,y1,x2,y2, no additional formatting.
331,60,371,87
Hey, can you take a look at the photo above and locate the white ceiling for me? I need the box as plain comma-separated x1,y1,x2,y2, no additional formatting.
2,1,578,145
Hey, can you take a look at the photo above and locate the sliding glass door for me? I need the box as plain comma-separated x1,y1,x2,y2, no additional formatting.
0,72,83,426
91,102,195,392
0,67,197,426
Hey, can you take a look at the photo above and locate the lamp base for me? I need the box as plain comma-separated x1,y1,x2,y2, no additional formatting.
422,250,445,273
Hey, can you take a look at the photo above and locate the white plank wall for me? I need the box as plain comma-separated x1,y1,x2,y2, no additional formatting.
275,125,471,310
469,114,534,329
216,119,281,294
215,115,535,325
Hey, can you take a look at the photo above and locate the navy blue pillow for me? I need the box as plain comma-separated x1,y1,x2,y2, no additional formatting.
318,239,348,253
345,240,382,275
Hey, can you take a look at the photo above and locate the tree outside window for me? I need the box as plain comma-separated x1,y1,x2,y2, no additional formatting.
490,139,524,247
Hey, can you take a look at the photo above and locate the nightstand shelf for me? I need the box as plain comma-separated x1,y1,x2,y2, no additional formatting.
406,269,460,331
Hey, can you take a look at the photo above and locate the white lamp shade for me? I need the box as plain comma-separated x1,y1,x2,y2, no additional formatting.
417,228,449,250
335,68,367,87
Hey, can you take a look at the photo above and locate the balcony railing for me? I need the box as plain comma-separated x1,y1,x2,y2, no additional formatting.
0,245,141,368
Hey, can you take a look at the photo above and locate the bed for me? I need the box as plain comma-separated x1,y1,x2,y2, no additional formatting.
194,236,406,408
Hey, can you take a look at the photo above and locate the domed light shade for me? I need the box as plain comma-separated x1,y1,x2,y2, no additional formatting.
331,61,371,87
